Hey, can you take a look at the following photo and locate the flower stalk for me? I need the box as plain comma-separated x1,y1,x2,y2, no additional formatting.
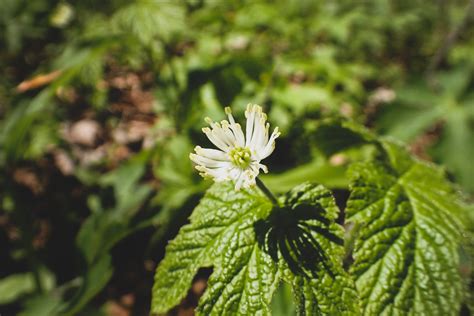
256,177,279,207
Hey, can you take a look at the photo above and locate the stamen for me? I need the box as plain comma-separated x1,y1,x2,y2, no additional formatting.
229,147,252,169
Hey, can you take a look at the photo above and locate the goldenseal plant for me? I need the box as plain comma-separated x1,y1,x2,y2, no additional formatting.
152,109,471,316
190,104,280,191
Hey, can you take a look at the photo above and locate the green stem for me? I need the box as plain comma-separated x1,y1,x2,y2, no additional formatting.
31,259,43,293
256,177,279,206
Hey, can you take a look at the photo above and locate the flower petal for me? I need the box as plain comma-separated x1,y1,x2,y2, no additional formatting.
194,146,228,161
190,153,231,168
202,127,230,152
257,127,280,159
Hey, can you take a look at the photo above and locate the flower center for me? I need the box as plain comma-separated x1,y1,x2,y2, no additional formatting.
229,147,252,169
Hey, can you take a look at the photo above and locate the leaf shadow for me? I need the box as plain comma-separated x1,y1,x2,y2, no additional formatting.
254,203,343,278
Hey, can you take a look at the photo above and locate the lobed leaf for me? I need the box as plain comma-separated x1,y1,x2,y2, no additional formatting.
347,141,466,315
151,182,273,314
153,181,359,315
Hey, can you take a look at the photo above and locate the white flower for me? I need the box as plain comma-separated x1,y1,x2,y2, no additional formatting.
190,104,280,190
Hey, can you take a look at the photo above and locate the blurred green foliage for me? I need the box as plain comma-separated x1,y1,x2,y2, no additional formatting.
0,0,473,314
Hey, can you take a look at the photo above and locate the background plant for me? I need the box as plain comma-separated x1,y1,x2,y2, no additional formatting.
0,0,473,315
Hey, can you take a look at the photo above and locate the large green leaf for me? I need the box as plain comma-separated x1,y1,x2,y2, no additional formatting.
151,182,273,314
152,182,358,315
347,141,466,315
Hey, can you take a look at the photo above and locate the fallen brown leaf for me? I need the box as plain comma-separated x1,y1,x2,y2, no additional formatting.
16,70,62,93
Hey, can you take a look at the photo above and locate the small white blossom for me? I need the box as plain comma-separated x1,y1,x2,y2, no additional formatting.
190,104,280,190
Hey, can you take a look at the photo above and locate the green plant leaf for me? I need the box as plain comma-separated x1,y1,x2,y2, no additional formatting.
151,182,273,314
261,157,348,192
278,183,360,315
271,282,296,316
111,0,185,44
291,276,358,316
272,84,332,115
19,294,62,316
60,254,113,316
0,269,55,305
375,71,474,192
431,107,474,191
152,182,359,315
310,119,376,156
152,135,207,215
347,141,467,315
77,151,152,263
196,232,279,315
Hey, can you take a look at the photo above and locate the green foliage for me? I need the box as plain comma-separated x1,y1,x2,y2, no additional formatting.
271,283,295,316
153,182,358,315
152,135,207,216
376,67,474,191
310,119,377,157
77,152,152,264
1,0,473,314
152,182,274,314
197,232,278,315
111,0,185,44
0,270,54,305
60,255,113,315
347,141,466,315
279,183,359,315
0,90,54,161
261,156,348,192
0,0,52,53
